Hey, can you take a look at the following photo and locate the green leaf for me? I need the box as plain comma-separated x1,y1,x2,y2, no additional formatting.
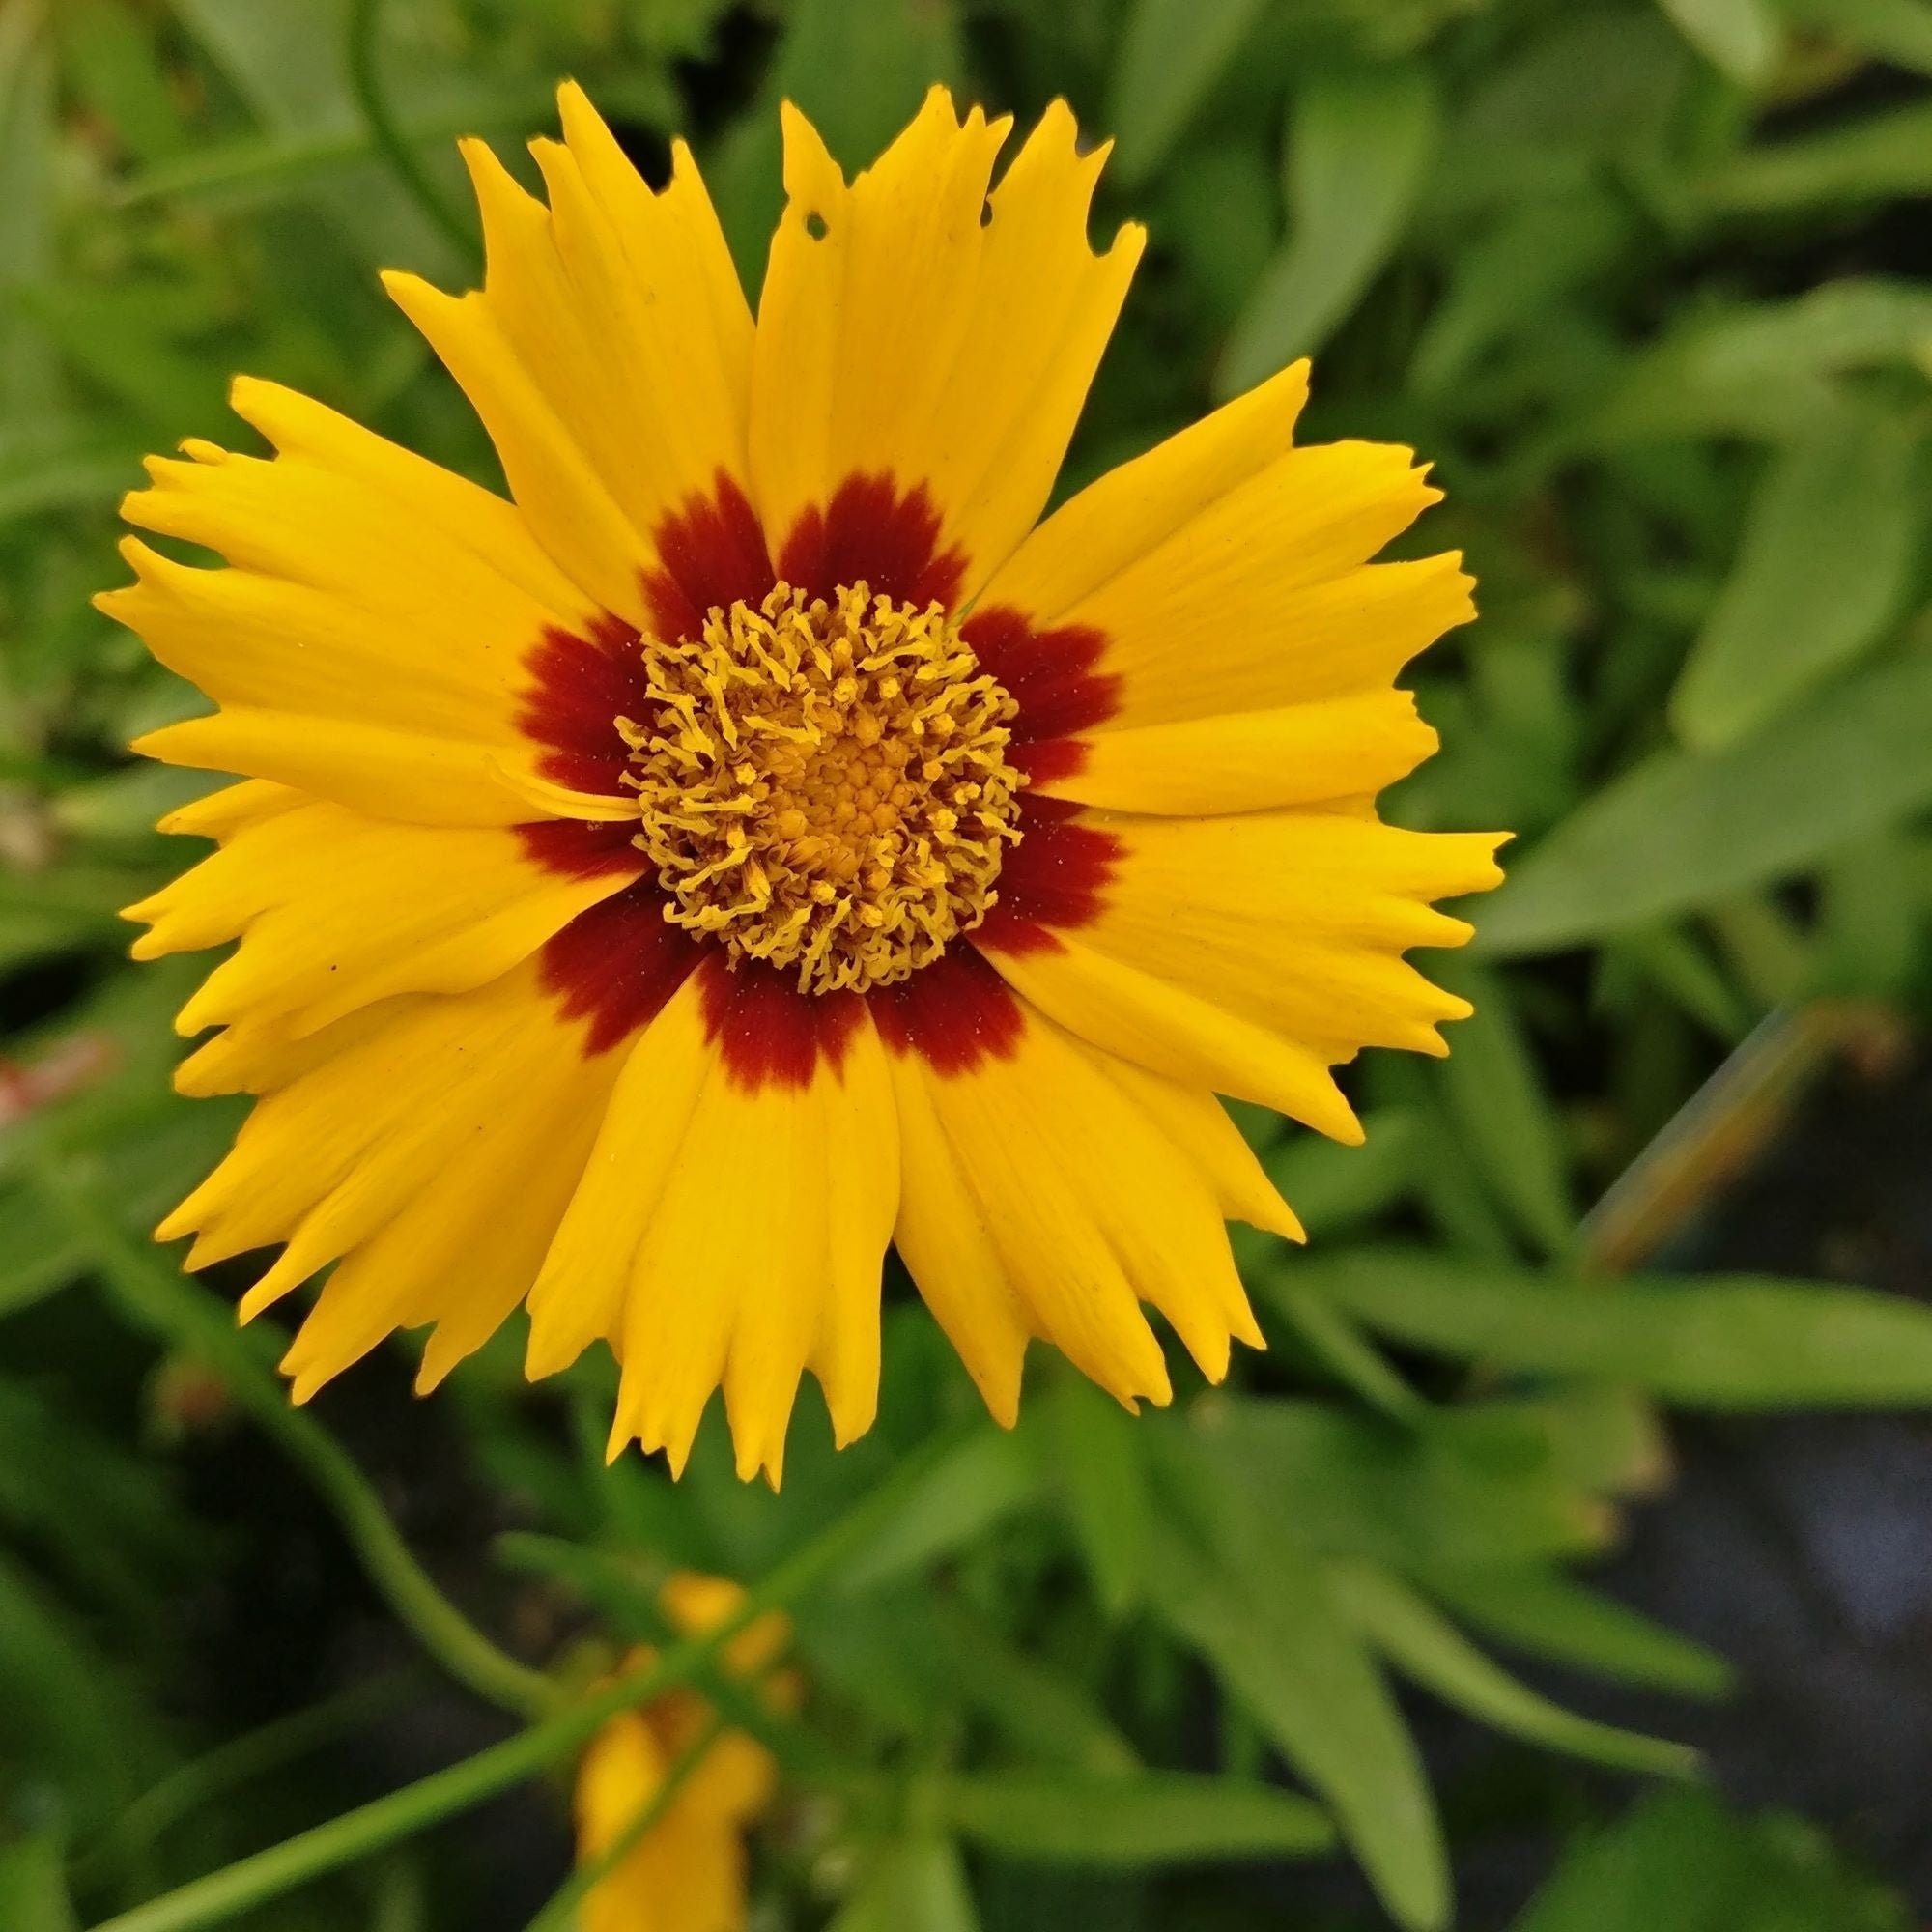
1475,646,1932,954
1146,1513,1448,1930
0,431,140,526
1144,1453,1453,1932
1107,0,1268,186
162,0,473,270
1781,0,1932,73
1420,1563,1735,1700
1607,925,1753,1042
111,88,555,215
1370,1058,1518,1259
54,0,189,165
0,1835,78,1932
923,1596,1138,1774
1511,1788,1912,1932
940,1770,1333,1867
1219,61,1437,395
1654,0,1781,82
1331,1560,1699,1776
0,0,56,421
1264,1107,1422,1238
1433,958,1576,1258
1818,831,1923,995
1411,194,1629,393
1260,1272,1428,1423
1160,138,1280,327
838,1425,1038,1593
0,1187,85,1319
1670,413,1923,750
1311,1248,1932,1408
1590,279,1932,446
831,1835,980,1932
1170,1396,1605,1572
1691,99,1932,214
0,1551,159,1827
705,0,966,287
1040,1371,1151,1616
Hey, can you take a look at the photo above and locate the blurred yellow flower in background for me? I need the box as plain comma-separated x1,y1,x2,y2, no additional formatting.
575,1575,794,1932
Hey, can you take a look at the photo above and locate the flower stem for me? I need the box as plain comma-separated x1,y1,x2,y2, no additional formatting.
520,1714,726,1932
81,1428,958,1932
73,1671,419,1886
345,0,477,258
32,1153,554,1722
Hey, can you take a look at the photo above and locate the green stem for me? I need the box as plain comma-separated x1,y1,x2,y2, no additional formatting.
345,0,477,257
520,1715,725,1932
83,1431,955,1932
32,1155,554,1721
73,1673,418,1885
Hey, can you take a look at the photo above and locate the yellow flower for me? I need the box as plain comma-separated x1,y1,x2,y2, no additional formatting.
104,85,1505,1484
575,1575,791,1932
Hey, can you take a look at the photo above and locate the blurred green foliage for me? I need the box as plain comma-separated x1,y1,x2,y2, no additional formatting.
4,0,1932,1927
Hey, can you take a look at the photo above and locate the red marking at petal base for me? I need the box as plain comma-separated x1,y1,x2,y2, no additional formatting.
518,611,649,798
516,818,642,881
961,605,1121,778
869,945,1026,1076
519,476,774,801
976,797,1122,957
641,471,776,645
539,880,701,1057
698,954,865,1094
1009,734,1088,786
779,474,968,611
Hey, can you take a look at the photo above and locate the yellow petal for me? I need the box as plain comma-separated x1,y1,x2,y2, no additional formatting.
280,1041,611,1402
156,959,631,1403
1032,688,1440,815
387,84,758,626
984,928,1366,1143
1098,1054,1304,1244
882,1053,1034,1425
577,1711,755,1932
875,953,1264,1410
125,802,641,1040
99,377,600,824
962,360,1473,811
527,963,897,1487
978,810,1507,1140
986,361,1313,620
156,778,302,841
980,370,1465,721
751,89,1143,608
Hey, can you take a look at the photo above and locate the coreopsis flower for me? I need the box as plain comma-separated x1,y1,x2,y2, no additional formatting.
106,84,1504,1484
575,1574,792,1932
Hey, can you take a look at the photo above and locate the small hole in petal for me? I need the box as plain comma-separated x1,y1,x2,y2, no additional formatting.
980,201,993,228
805,210,829,241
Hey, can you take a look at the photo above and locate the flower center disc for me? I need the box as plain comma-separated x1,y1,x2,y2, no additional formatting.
622,582,1024,995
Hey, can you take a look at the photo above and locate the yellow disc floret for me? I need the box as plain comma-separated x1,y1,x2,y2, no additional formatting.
622,582,1024,995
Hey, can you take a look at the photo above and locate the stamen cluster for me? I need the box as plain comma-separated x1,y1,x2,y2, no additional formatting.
622,582,1023,995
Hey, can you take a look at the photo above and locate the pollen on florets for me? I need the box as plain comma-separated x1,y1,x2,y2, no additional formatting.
622,582,1024,996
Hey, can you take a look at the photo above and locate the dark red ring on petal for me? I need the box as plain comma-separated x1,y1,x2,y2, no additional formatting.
640,470,776,647
538,877,701,1058
517,610,648,797
779,473,968,611
961,605,1122,787
699,953,865,1093
517,473,1120,1069
515,818,642,880
974,796,1122,957
869,944,1025,1075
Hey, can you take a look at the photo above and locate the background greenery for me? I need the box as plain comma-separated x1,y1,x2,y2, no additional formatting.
5,0,1932,1925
